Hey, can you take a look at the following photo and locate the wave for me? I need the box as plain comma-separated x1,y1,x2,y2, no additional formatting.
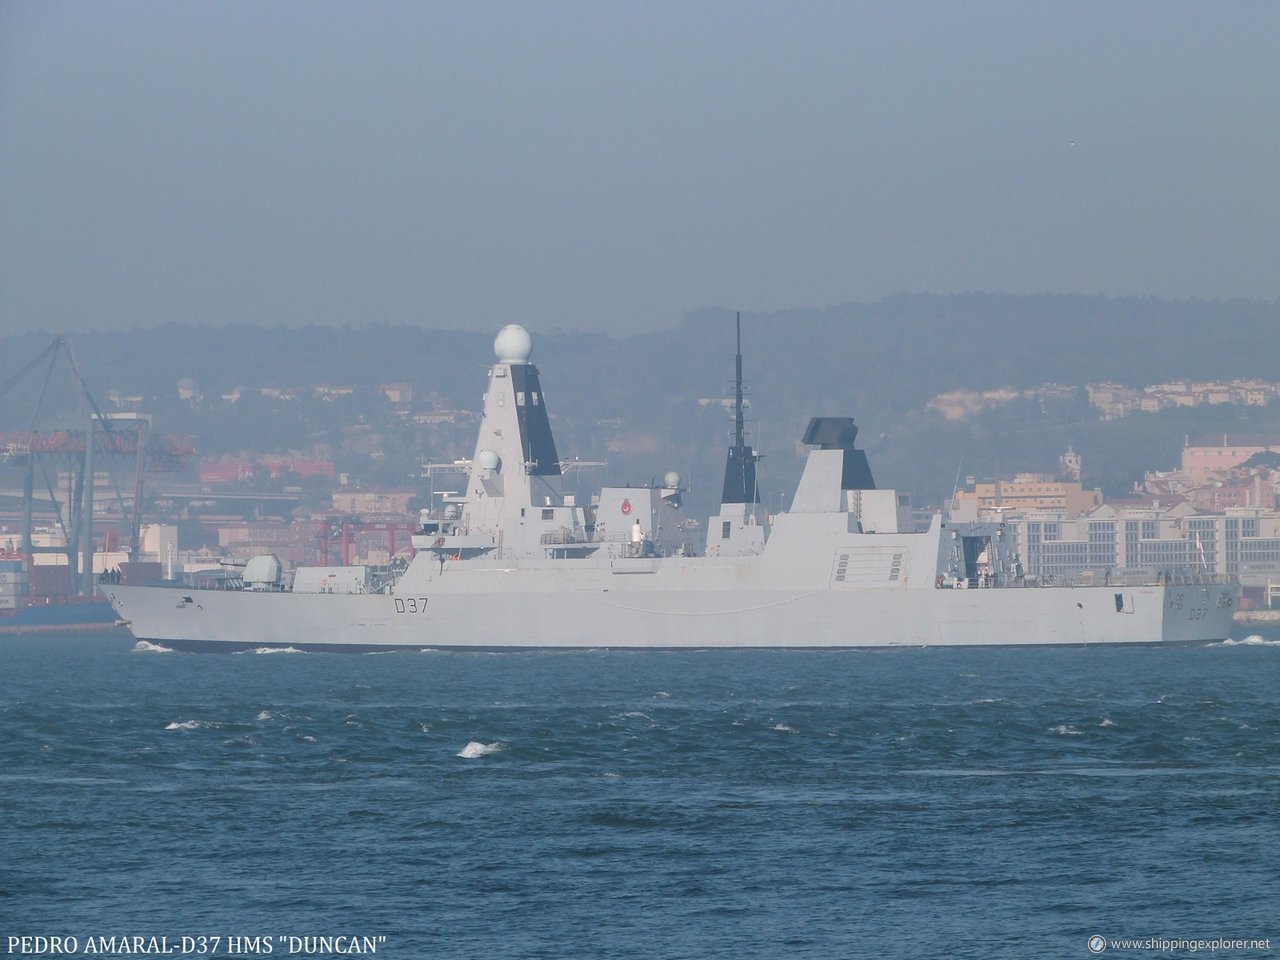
132,640,178,654
457,741,503,759
232,646,307,655
1048,724,1083,736
165,720,221,731
255,710,273,721
1213,635,1280,647
772,723,799,734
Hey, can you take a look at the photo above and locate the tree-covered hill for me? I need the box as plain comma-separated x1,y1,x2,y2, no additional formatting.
2,293,1278,515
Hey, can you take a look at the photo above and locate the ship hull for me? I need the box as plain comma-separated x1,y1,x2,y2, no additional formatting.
105,576,1236,650
0,598,123,635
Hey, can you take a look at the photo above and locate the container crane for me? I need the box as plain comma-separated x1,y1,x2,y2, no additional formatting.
0,336,192,595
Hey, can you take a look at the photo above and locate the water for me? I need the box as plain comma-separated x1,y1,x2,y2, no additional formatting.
3,632,1278,958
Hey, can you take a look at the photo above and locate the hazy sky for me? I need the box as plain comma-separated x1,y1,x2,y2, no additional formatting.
2,1,1278,336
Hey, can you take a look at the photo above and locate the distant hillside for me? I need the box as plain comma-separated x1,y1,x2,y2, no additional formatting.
698,293,1280,410
5,292,1276,415
2,294,1278,514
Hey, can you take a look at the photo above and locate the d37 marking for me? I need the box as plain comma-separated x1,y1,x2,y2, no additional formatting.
393,597,429,614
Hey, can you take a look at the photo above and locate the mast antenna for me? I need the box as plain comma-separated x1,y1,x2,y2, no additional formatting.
733,311,745,449
718,312,760,506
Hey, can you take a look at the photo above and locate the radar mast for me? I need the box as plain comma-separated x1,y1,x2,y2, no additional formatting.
720,312,760,506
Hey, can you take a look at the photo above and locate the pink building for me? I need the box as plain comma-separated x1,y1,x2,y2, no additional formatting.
1181,436,1280,483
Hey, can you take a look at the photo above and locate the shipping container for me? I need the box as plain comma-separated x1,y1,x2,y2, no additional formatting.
29,565,73,597
119,562,163,585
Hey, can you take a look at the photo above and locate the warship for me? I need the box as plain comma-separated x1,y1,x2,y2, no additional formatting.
105,323,1237,650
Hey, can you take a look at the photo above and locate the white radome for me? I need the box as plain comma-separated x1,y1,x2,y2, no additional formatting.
664,471,681,488
476,449,501,472
494,324,533,363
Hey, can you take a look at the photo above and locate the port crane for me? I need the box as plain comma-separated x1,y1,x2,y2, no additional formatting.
0,336,192,596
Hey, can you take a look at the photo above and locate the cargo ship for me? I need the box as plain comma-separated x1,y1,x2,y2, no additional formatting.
0,554,122,634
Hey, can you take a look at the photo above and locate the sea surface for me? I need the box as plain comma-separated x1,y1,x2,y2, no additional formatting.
2,631,1278,959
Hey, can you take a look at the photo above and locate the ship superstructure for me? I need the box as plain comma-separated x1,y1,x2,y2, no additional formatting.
104,325,1238,650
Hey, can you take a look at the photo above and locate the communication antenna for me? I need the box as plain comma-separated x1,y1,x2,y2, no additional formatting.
719,312,760,506
733,312,746,452
950,454,965,505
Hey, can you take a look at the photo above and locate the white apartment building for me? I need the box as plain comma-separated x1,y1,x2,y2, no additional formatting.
1004,505,1280,587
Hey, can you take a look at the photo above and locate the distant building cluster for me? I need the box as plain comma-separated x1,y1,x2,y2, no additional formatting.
951,450,1099,517
331,489,416,515
953,438,1280,604
199,456,336,486
1004,506,1280,591
1137,435,1280,511
106,377,473,428
926,379,1277,422
926,384,1076,421
1088,379,1276,420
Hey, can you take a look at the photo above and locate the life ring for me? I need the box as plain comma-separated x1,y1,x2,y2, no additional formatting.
621,499,632,515
434,537,446,547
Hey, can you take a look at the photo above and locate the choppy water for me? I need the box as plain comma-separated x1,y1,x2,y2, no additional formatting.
3,632,1279,959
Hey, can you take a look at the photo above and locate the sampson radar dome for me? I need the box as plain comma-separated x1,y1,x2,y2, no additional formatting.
494,324,532,363
664,471,681,488
476,449,501,472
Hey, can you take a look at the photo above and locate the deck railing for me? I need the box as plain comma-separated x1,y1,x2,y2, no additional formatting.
1011,572,1236,588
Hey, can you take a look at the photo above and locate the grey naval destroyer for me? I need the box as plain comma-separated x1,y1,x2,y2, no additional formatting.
105,323,1237,651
